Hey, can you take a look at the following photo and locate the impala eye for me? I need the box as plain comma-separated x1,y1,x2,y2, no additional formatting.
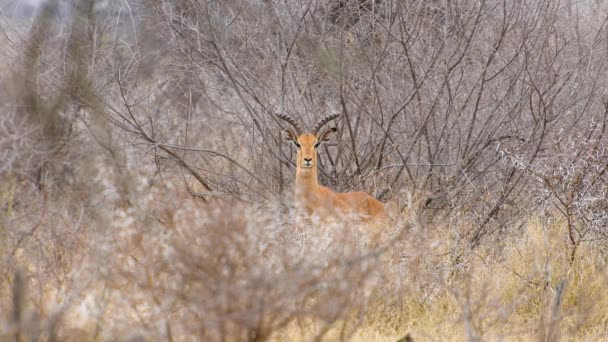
294,141,301,148
314,142,321,148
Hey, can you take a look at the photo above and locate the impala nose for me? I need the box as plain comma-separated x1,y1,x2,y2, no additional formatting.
304,158,312,166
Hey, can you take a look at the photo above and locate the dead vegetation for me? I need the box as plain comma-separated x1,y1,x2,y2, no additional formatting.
1,0,608,340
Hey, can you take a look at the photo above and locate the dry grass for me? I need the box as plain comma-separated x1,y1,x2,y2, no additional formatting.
265,215,608,341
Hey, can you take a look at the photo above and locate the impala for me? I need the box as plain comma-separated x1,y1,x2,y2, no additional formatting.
276,112,386,222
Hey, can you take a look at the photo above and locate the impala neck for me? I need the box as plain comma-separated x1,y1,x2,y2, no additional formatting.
295,166,319,196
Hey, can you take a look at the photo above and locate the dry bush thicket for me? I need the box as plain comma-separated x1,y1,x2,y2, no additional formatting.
1,0,608,340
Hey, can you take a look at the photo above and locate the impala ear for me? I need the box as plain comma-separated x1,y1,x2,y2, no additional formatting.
317,127,337,142
282,129,298,142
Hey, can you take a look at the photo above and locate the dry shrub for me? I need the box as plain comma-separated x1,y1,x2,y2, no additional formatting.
0,172,396,340
104,197,393,340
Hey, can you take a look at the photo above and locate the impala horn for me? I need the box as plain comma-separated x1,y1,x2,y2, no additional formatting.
311,113,340,135
274,112,303,135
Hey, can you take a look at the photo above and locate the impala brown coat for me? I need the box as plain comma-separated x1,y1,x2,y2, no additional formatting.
278,114,386,222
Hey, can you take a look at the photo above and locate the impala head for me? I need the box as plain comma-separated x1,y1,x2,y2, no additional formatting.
275,112,339,176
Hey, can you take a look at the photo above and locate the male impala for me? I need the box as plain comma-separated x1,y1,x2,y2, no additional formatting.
276,112,386,222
